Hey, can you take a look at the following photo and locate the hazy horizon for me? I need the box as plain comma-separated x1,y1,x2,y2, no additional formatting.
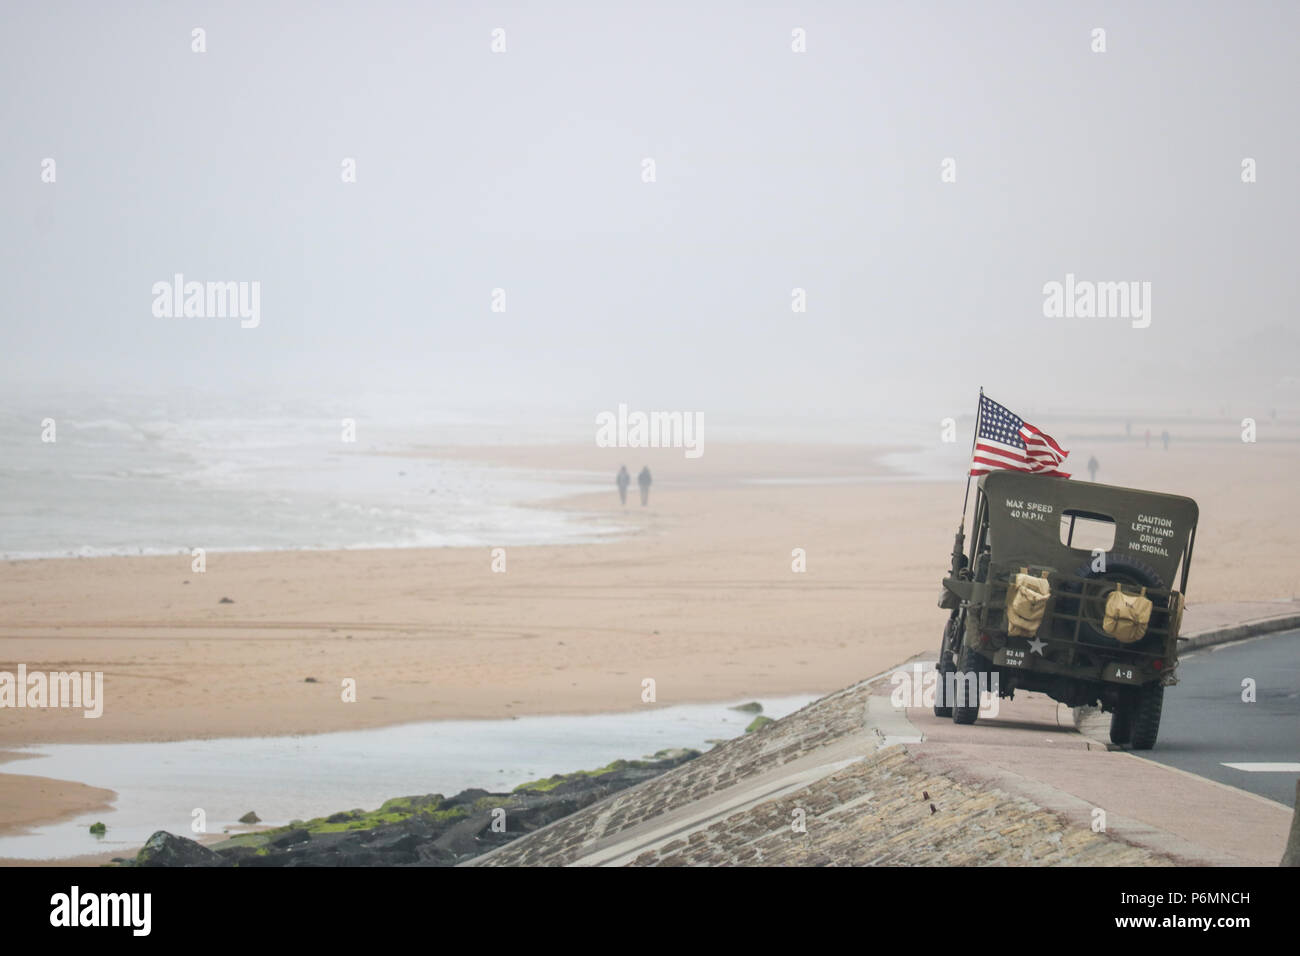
4,1,1298,427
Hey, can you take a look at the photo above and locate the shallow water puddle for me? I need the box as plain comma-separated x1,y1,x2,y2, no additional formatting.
0,695,818,860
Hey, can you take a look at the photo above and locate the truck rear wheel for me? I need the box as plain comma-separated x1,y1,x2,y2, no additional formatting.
1109,701,1134,745
1129,683,1164,750
951,644,988,726
1109,684,1164,749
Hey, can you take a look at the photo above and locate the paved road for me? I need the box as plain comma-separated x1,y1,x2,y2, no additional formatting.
1140,629,1300,807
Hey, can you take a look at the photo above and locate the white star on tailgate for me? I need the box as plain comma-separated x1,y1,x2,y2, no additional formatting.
1028,637,1047,655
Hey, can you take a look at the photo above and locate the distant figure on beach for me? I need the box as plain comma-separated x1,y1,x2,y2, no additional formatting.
1125,420,1131,438
1145,429,1151,448
1161,430,1170,451
637,466,652,506
1087,456,1099,482
616,465,630,506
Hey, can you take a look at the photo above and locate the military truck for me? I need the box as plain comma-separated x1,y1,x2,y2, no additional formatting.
935,471,1198,750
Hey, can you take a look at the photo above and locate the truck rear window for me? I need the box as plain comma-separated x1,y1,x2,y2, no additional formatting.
1059,510,1116,551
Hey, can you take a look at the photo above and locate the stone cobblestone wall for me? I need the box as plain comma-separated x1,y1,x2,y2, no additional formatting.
474,674,1173,867
627,748,1167,866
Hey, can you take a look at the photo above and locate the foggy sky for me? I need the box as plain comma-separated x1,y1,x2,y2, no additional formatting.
2,1,1297,424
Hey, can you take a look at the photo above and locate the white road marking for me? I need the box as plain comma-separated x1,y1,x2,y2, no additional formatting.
1221,762,1300,772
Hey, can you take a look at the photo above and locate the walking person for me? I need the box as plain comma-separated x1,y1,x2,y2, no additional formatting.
637,466,652,506
616,465,630,506
1161,430,1170,451
1087,455,1099,482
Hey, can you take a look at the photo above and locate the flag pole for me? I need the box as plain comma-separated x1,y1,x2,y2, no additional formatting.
960,386,983,526
949,387,982,580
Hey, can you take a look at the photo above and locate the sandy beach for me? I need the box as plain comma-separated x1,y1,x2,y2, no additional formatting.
2,438,1297,839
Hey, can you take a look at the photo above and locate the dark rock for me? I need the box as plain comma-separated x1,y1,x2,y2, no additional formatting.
135,831,227,867
236,851,291,867
648,747,695,761
270,828,310,848
213,845,263,864
238,811,260,824
439,788,491,808
304,677,318,683
218,597,234,604
730,702,763,714
416,843,458,866
363,829,419,861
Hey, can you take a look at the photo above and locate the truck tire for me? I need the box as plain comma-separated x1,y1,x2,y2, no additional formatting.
1109,699,1134,745
951,643,988,726
1129,683,1164,750
933,678,953,718
934,614,961,718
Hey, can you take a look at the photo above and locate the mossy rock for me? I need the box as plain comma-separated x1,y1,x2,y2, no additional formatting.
214,794,459,841
210,832,270,850
89,822,107,836
469,795,513,813
745,716,775,733
512,758,654,793
425,807,471,823
730,702,763,714
648,747,696,760
238,811,260,824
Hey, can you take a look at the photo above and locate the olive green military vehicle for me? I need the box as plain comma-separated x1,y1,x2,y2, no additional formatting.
935,471,1198,750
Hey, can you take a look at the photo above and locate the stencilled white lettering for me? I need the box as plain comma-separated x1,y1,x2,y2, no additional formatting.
1007,499,1054,522
1128,513,1175,557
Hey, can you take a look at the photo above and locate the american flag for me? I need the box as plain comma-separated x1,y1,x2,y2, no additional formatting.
970,394,1071,478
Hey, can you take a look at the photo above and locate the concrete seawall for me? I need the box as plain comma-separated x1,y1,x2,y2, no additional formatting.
467,601,1298,867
